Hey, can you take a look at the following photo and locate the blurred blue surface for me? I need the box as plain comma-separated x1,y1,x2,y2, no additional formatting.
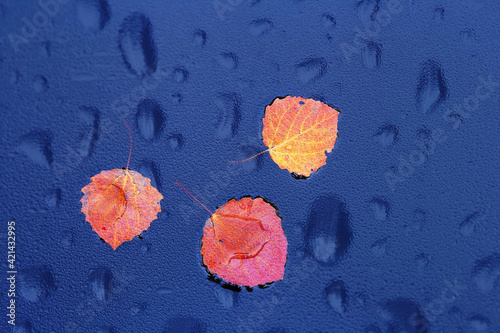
0,0,499,332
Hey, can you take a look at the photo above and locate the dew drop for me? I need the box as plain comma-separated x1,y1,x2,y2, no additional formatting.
468,314,490,331
433,6,445,22
18,266,57,302
370,197,389,221
17,130,53,169
472,253,500,292
138,161,162,192
171,93,182,104
356,0,381,25
374,124,398,146
415,253,430,274
460,28,476,47
249,19,273,36
167,133,184,150
305,195,352,264
118,12,157,77
45,189,61,208
77,0,111,32
379,298,429,333
193,29,207,46
239,145,263,171
215,286,237,308
88,267,114,302
416,59,448,114
325,279,347,315
172,66,188,82
371,238,387,257
322,14,336,28
460,211,486,236
216,52,238,70
32,75,49,92
136,98,164,141
295,58,327,83
78,106,100,157
214,93,241,138
361,41,382,69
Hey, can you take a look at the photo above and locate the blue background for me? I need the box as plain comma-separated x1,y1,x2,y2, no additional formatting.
1,0,499,332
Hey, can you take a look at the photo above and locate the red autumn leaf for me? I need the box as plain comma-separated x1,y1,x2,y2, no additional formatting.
200,197,288,287
81,169,163,250
238,96,340,178
80,122,163,250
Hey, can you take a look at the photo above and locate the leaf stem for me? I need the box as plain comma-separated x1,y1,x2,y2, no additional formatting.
175,182,214,215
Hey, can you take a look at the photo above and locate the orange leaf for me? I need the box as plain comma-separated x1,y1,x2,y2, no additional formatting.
81,169,163,250
80,122,162,250
262,96,340,177
201,197,288,287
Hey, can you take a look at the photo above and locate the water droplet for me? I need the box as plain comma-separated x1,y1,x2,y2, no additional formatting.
17,130,53,168
361,41,382,69
45,188,61,208
371,238,387,257
77,0,111,32
10,70,21,85
88,267,114,302
193,29,207,46
305,195,353,264
136,98,164,141
460,28,476,47
140,242,151,253
118,12,157,77
374,124,398,146
61,231,74,249
14,319,34,333
295,58,327,83
472,253,500,292
40,41,51,57
370,197,389,221
167,133,184,150
78,106,100,157
216,52,238,70
33,75,49,92
468,314,490,331
460,211,486,236
138,161,162,192
215,286,237,308
325,279,347,315
415,253,430,274
405,208,426,233
172,66,188,82
130,302,147,315
433,6,445,22
171,93,182,103
416,59,448,114
379,298,429,333
249,19,273,36
214,93,241,138
357,0,381,25
322,14,336,28
18,266,57,302
239,145,263,171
